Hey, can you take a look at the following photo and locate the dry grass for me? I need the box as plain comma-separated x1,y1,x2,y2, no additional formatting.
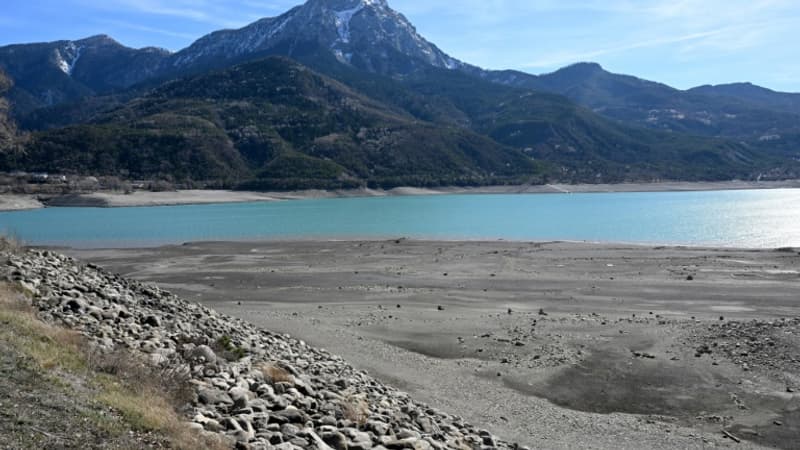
0,233,23,253
259,362,295,384
95,375,228,450
0,282,228,450
341,394,370,426
0,284,86,373
86,348,195,408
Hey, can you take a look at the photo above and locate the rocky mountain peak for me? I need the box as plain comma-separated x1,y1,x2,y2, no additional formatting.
553,62,606,77
76,34,120,47
306,0,387,9
169,0,463,75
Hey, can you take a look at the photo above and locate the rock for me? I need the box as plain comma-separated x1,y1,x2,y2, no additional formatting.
204,419,225,432
396,430,421,440
322,431,348,450
383,438,418,449
366,420,391,436
281,424,301,437
230,386,252,409
198,387,234,406
191,345,218,365
142,315,161,327
63,297,87,312
271,408,308,424
289,438,310,447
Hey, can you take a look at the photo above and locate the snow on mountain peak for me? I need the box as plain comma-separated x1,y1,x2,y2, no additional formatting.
169,0,467,75
332,2,367,44
54,42,83,76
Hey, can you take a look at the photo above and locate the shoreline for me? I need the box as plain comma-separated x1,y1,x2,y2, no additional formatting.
41,238,797,253
1,179,799,211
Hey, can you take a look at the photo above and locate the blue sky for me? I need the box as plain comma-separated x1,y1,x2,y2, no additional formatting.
2,0,798,92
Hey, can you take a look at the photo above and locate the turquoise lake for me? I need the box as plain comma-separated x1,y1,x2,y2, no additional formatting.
1,189,799,248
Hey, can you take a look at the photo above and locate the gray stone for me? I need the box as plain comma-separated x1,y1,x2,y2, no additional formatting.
230,386,252,409
280,423,300,437
191,344,218,365
322,431,348,450
273,444,297,450
288,438,309,447
271,408,308,424
142,314,161,327
63,297,86,312
366,420,391,436
396,430,420,440
198,387,234,406
204,419,225,432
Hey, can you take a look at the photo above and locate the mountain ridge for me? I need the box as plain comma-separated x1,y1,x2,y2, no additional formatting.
0,34,170,115
161,0,468,79
15,56,545,189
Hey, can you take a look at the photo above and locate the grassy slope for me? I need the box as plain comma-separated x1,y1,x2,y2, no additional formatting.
0,259,227,450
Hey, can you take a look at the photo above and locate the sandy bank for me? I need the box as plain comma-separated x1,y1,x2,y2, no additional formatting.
3,179,799,211
0,194,43,211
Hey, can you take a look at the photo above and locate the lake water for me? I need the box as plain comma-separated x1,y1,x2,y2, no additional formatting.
1,189,799,248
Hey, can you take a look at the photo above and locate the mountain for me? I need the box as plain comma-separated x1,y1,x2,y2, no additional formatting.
689,82,800,115
481,63,800,146
14,57,542,188
0,35,169,115
392,66,769,182
165,0,466,78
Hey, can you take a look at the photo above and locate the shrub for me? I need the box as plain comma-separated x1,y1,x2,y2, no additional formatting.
213,334,248,361
259,362,294,384
341,394,370,426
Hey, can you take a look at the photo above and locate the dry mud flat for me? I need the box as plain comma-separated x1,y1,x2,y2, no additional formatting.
69,240,800,449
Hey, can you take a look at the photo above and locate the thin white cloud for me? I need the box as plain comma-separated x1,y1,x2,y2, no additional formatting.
522,17,795,70
77,0,257,28
398,0,798,75
98,19,198,40
521,28,731,69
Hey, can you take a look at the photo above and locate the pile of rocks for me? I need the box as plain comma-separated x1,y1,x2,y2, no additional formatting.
690,318,800,375
3,249,519,450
